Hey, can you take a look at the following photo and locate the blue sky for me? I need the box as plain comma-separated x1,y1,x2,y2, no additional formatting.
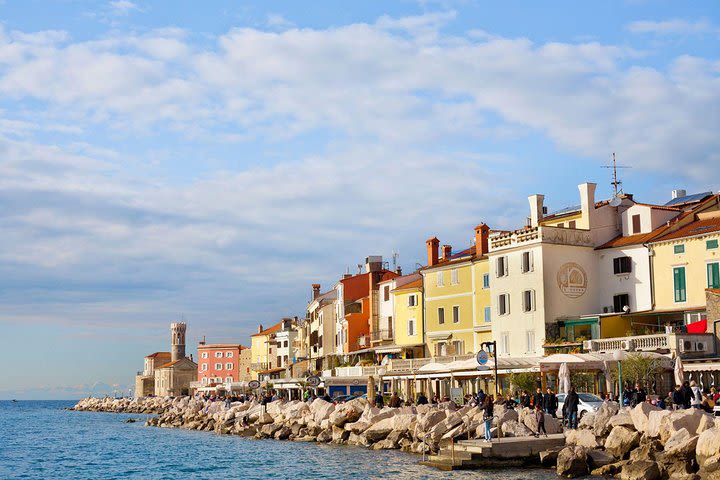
0,0,718,399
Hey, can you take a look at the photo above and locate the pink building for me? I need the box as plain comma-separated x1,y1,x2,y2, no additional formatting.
197,343,248,386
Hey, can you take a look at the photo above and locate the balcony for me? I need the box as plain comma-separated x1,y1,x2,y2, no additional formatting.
335,365,388,377
189,381,204,389
584,333,716,357
370,329,394,342
387,353,474,372
357,335,369,348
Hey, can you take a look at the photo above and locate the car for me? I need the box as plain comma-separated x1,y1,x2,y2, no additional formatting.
713,404,720,417
555,392,605,419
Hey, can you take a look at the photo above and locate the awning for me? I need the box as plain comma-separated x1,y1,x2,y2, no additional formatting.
374,346,402,354
687,319,708,333
683,361,720,372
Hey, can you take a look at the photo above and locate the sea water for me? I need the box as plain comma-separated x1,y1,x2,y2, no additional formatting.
0,400,572,479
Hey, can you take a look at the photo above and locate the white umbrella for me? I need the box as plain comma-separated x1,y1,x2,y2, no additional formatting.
558,362,571,394
674,356,685,386
602,360,613,394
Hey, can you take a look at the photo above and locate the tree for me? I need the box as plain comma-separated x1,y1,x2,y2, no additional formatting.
621,353,663,392
509,372,540,394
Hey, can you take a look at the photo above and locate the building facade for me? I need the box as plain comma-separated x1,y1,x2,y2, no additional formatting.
197,343,247,386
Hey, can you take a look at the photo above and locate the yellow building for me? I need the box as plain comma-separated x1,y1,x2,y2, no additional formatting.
650,208,720,321
249,322,282,380
421,224,492,358
391,273,424,358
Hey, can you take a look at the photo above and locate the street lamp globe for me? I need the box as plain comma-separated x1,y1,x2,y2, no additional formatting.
613,350,626,362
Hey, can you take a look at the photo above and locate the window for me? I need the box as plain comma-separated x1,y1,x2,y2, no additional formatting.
225,351,233,358
201,377,208,385
215,352,223,358
673,266,686,302
482,273,490,289
436,342,447,357
498,294,510,315
407,318,416,336
557,223,564,228
568,220,576,229
674,244,685,254
520,251,533,273
408,294,418,307
226,363,233,370
215,363,222,370
632,214,641,234
436,271,444,287
452,305,460,323
484,306,491,323
452,340,464,355
500,333,510,355
284,340,288,347
383,285,390,301
438,307,445,324
522,289,535,312
613,294,630,313
708,262,720,289
526,330,535,353
496,256,508,277
225,377,232,383
613,256,632,274
201,363,208,371
708,239,719,250
451,268,459,285
201,352,208,359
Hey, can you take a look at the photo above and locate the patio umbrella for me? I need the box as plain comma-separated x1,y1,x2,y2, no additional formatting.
602,360,613,394
558,362,571,394
674,356,685,386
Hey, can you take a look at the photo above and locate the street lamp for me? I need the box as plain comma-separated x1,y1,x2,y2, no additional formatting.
613,350,626,405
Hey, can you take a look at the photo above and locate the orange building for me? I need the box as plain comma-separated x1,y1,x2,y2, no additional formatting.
197,343,248,386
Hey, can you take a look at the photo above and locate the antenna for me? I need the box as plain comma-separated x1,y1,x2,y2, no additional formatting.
601,152,631,197
391,250,399,270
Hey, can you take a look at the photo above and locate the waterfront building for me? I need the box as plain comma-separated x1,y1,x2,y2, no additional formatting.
306,285,338,372
197,343,248,386
274,318,298,370
389,272,425,359
134,351,170,398
154,323,198,397
250,321,282,380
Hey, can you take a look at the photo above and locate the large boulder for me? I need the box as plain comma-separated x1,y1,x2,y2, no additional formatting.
501,419,534,437
697,413,715,434
608,412,635,430
696,427,720,466
364,417,395,442
556,446,588,478
659,409,710,444
328,400,363,427
310,399,336,424
579,411,596,430
592,401,620,436
587,449,615,469
664,428,699,459
605,426,641,459
565,428,600,449
544,414,563,434
630,402,660,434
418,409,446,431
646,409,672,438
493,405,518,427
620,460,661,480
391,414,415,433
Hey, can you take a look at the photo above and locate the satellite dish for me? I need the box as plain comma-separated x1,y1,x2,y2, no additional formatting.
609,196,622,207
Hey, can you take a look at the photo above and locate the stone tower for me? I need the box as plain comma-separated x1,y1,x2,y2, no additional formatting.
170,322,186,362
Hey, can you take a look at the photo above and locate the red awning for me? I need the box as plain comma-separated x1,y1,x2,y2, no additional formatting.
687,319,707,333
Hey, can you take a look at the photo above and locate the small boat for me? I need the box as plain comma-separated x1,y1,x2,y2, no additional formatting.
11,399,18,402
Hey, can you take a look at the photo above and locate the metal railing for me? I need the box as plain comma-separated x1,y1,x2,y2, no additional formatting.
584,333,716,356
371,329,394,342
357,335,369,347
387,353,474,372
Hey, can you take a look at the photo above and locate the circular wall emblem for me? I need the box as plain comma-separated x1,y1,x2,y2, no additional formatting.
557,262,588,298
248,380,260,389
306,375,321,387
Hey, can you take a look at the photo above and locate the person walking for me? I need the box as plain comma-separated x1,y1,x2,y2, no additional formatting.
543,388,558,418
416,392,428,405
690,381,703,409
521,390,531,408
565,387,580,429
681,381,693,409
482,395,494,442
375,390,384,408
631,383,646,407
388,392,402,408
671,385,684,410
535,404,548,437
533,388,544,411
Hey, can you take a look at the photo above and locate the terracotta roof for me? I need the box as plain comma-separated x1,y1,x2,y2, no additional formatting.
651,216,720,243
145,351,171,358
198,344,246,349
251,321,283,337
392,278,422,292
258,367,285,374
632,202,682,212
707,288,720,295
156,358,197,369
394,272,422,289
597,231,660,249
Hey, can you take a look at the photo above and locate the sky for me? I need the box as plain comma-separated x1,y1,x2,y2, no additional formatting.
0,0,718,399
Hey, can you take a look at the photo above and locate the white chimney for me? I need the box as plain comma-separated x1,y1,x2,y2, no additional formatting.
579,183,597,225
671,189,686,200
528,194,545,227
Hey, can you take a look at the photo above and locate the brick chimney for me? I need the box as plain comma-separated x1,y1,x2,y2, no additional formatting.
395,266,402,275
257,324,263,334
311,283,321,300
426,237,439,266
441,244,452,261
474,223,490,256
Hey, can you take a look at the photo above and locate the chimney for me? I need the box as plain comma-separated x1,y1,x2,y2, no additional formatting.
199,335,206,346
257,324,263,334
343,273,352,279
528,194,545,227
579,182,597,225
311,283,321,300
395,266,402,275
474,223,490,256
441,244,452,261
671,189,686,200
426,237,439,266
365,255,383,273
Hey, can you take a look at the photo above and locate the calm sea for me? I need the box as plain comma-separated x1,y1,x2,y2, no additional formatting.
0,400,571,479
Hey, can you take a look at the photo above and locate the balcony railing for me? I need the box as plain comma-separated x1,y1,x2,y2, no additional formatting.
387,353,474,372
334,365,388,377
371,329,394,342
584,333,716,356
357,335,369,348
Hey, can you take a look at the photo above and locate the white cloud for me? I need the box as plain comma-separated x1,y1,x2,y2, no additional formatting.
266,14,294,29
626,18,717,35
109,0,140,16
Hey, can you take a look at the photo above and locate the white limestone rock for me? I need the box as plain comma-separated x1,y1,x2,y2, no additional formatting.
659,408,708,444
604,426,641,459
629,402,660,434
565,428,601,449
556,446,589,478
664,428,699,458
696,427,720,466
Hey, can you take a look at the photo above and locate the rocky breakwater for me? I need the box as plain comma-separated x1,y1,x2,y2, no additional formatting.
72,396,563,456
547,401,720,480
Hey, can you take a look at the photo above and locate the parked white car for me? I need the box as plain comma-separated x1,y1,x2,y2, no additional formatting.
555,393,605,419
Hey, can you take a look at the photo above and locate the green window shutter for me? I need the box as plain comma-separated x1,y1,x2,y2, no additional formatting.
673,244,685,254
709,263,720,289
707,239,719,250
674,267,687,302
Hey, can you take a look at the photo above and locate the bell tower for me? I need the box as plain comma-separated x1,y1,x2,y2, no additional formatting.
170,322,186,362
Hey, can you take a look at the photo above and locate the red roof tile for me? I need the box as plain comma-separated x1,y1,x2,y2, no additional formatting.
251,321,283,337
145,351,171,358
651,216,720,243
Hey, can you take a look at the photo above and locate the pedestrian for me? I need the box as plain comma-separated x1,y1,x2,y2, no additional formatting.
631,383,646,407
543,388,558,418
416,392,428,405
690,381,703,409
533,388,544,411
477,389,486,405
671,385,684,410
375,390,385,408
565,387,580,429
535,404,547,437
388,392,402,408
482,395,494,442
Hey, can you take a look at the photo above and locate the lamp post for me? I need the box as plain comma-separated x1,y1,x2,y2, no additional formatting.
480,341,499,397
613,350,626,405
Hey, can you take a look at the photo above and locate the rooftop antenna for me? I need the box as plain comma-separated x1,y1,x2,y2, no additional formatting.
602,152,631,198
357,263,362,274
391,251,399,271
